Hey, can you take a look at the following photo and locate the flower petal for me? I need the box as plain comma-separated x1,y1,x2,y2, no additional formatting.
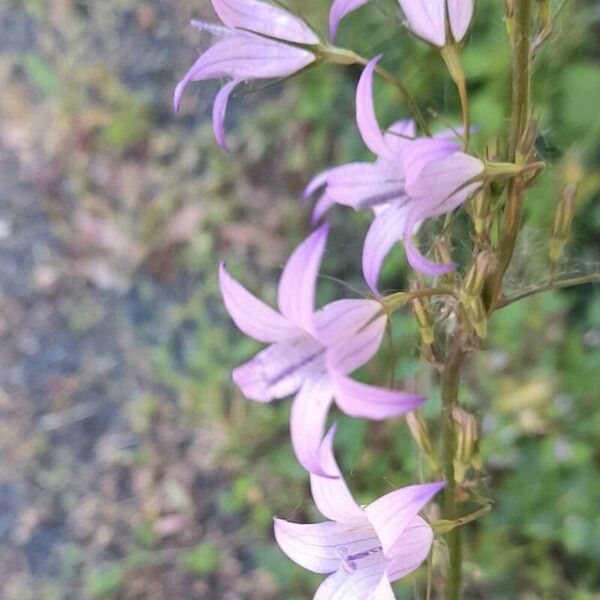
448,0,474,43
312,193,336,225
304,168,334,199
315,299,383,346
364,481,445,554
356,56,395,160
402,137,461,191
332,373,425,419
211,0,319,44
362,201,410,294
274,518,380,575
310,424,366,523
328,0,369,41
173,33,315,112
383,119,416,156
232,336,325,401
314,558,387,600
326,314,387,376
291,376,335,476
278,224,329,334
326,162,405,209
397,0,446,46
212,79,240,151
368,574,396,599
219,263,298,343
387,515,433,582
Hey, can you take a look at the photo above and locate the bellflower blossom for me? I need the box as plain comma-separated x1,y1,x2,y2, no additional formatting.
398,0,474,47
275,425,445,599
328,0,370,42
305,56,484,287
174,0,319,150
220,225,425,476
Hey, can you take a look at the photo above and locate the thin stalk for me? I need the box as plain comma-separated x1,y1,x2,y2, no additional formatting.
440,336,466,600
483,0,533,311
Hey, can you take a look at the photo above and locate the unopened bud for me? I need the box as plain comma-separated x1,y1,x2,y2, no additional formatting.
463,295,487,339
468,192,490,235
411,292,435,346
452,407,480,483
461,251,494,302
549,184,576,263
406,411,436,466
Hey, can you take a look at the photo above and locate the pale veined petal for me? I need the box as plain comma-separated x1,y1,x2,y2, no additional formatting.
356,56,396,161
382,119,416,157
274,518,380,575
173,33,315,112
328,0,369,41
402,137,461,191
315,299,383,347
314,553,387,600
326,162,405,209
232,337,326,402
332,373,425,419
278,224,329,334
310,424,367,523
367,573,396,600
364,481,445,554
397,0,446,46
362,201,410,294
290,376,335,476
386,515,433,582
212,79,240,151
326,314,387,375
447,0,474,43
211,0,319,44
312,193,336,225
219,263,299,343
304,168,334,199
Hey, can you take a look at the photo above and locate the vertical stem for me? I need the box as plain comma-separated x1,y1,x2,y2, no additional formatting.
483,0,533,311
441,336,466,600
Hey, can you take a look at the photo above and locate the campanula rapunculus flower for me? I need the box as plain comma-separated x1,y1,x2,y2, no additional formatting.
174,0,319,150
398,0,474,47
274,425,445,598
305,56,483,286
328,0,370,42
220,225,424,476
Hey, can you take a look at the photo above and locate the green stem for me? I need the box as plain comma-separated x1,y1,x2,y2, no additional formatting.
440,336,466,600
483,0,533,311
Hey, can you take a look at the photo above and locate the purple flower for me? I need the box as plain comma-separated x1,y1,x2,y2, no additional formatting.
305,56,483,287
174,0,319,150
220,225,425,476
398,0,474,47
328,0,370,42
274,425,445,598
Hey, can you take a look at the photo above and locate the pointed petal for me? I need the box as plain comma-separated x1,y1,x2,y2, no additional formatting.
304,168,334,199
312,193,336,225
326,313,387,375
383,119,416,156
332,373,425,419
402,137,461,191
291,377,335,476
274,518,379,575
310,424,366,523
327,162,405,209
397,0,446,46
219,263,298,343
173,33,315,111
314,559,387,600
212,79,239,151
356,56,395,160
364,481,445,554
328,0,369,41
315,299,383,346
387,515,433,582
232,337,325,401
448,0,474,43
278,224,329,334
211,0,319,44
362,202,409,294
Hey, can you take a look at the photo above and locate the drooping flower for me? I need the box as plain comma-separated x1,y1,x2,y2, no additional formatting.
174,0,320,150
397,0,474,47
305,56,483,287
220,225,424,476
274,425,445,599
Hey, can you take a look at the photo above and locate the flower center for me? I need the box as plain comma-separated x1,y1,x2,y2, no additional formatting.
337,545,383,572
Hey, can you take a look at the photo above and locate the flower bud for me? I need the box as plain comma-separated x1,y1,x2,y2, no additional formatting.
406,411,436,468
411,291,435,346
461,251,494,302
452,407,481,483
468,192,491,236
463,295,487,340
549,184,576,263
